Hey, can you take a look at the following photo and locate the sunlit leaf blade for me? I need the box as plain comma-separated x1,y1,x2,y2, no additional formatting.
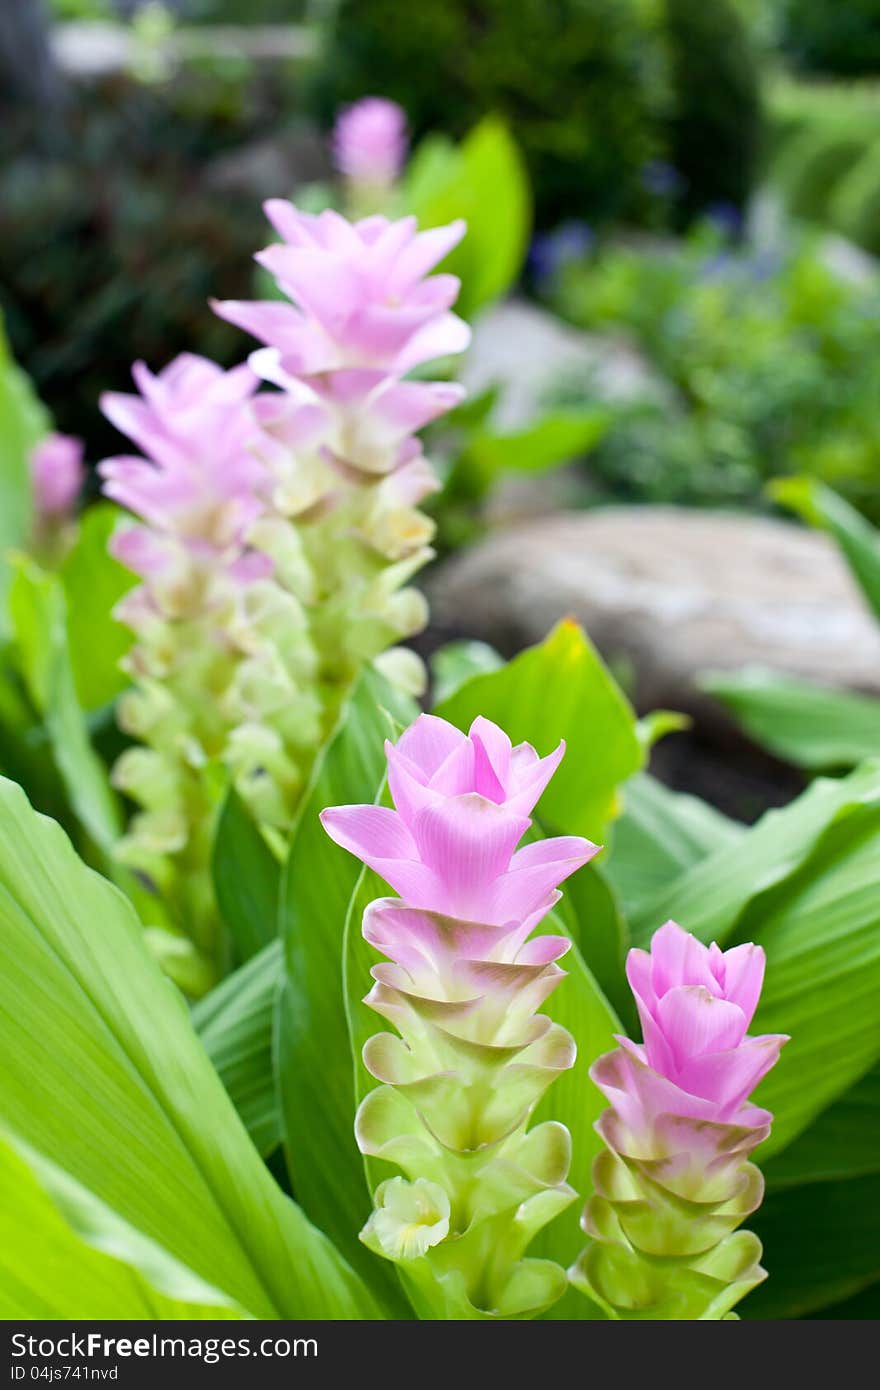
277,668,415,1314
771,476,880,622
738,809,880,1155
59,504,134,713
0,776,380,1319
701,667,880,771
630,760,880,947
194,940,283,1158
762,1064,880,1191
0,316,44,634
405,117,531,317
0,1131,245,1319
8,554,122,857
435,619,643,844
606,771,743,920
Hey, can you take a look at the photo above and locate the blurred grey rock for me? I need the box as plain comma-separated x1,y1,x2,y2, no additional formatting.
204,130,329,201
462,299,670,431
426,507,880,721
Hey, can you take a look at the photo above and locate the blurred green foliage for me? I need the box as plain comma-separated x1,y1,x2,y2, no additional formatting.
547,225,880,519
768,77,880,253
782,0,880,76
317,0,763,229
664,0,764,225
0,65,308,453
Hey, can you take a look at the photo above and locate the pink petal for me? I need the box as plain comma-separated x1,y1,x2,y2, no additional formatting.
677,1034,789,1118
718,942,766,1027
486,836,599,924
409,793,530,919
505,741,565,816
656,986,748,1070
469,716,512,801
319,804,416,863
395,714,467,778
650,920,716,998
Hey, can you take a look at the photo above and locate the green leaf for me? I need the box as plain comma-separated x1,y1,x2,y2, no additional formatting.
59,504,134,713
435,619,643,844
462,408,609,497
429,639,504,706
700,667,880,771
0,775,379,1319
743,1175,880,1319
553,857,631,1029
8,554,122,858
212,786,281,965
630,760,880,948
738,808,880,1156
606,771,744,920
0,1131,245,1319
0,316,45,634
277,668,416,1313
771,476,880,622
193,940,283,1159
405,117,531,318
762,1064,880,1191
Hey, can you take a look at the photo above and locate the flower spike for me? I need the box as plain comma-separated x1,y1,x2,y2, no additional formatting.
322,712,600,1319
570,920,788,1320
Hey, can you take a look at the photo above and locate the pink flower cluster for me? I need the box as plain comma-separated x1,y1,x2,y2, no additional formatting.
213,205,468,509
321,713,596,926
332,97,409,188
597,920,787,1132
30,432,85,521
99,354,272,606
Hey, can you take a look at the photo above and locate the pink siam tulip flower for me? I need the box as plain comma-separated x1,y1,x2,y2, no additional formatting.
332,96,409,188
571,920,788,1320
213,205,470,376
321,713,594,925
30,432,85,519
321,713,599,1319
100,356,269,568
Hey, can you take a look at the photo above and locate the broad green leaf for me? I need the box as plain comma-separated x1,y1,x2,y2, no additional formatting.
461,408,609,498
743,1175,880,1319
0,1131,244,1320
0,316,44,633
810,1282,880,1319
630,760,880,947
435,619,643,844
429,639,503,705
763,1064,880,1191
8,554,122,857
59,504,134,712
771,476,880,622
212,786,281,965
0,775,379,1319
553,857,632,1029
277,668,416,1313
701,667,880,771
194,940,283,1159
737,809,880,1156
405,117,531,318
606,771,744,921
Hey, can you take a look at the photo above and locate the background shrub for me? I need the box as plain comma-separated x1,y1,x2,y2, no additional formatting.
315,0,667,229
663,0,765,224
783,0,880,76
